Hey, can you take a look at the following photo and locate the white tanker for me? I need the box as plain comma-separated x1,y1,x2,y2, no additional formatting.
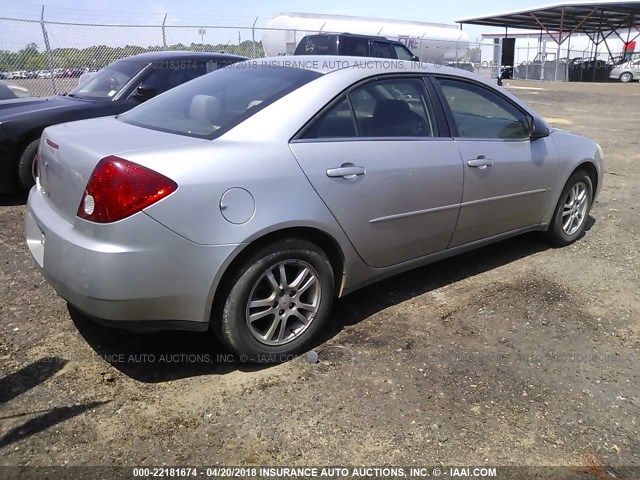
262,12,470,62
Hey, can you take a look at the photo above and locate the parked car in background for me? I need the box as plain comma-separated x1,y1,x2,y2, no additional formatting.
294,33,418,61
26,56,603,362
7,71,27,79
609,58,640,82
446,61,475,73
0,81,30,100
63,68,85,78
0,51,246,193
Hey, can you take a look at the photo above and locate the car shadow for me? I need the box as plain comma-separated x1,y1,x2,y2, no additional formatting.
69,226,594,383
317,231,556,344
69,307,264,383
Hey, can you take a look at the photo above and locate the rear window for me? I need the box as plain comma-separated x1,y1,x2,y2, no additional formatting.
294,35,338,55
118,65,321,139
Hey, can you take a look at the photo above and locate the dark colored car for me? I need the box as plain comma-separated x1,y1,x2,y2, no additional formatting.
294,33,419,61
0,51,246,193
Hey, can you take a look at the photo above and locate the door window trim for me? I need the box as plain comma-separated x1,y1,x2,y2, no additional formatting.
292,73,450,143
427,75,533,142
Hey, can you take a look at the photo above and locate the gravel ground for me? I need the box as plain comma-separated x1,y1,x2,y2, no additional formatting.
0,80,639,475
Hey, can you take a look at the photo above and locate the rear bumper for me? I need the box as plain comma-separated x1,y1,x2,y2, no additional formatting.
25,187,239,327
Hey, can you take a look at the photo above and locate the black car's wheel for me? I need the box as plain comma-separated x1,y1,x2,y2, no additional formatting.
545,170,593,246
216,239,334,363
17,138,39,192
619,72,633,83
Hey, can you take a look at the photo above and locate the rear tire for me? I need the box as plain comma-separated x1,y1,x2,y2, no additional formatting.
17,138,39,192
545,170,593,246
215,239,334,363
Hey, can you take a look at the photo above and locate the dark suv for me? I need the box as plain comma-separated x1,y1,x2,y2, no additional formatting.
294,33,418,61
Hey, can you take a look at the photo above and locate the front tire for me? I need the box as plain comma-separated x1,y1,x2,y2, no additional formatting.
619,72,633,83
545,170,593,246
216,239,334,363
17,138,39,192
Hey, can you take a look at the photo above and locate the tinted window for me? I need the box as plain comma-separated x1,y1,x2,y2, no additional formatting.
120,65,321,139
340,37,369,57
301,77,436,139
394,45,416,61
350,78,436,137
141,61,209,94
371,41,396,59
435,78,530,139
294,35,337,55
301,97,356,138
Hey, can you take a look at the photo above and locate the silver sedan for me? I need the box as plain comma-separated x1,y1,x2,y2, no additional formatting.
609,58,640,82
26,57,603,362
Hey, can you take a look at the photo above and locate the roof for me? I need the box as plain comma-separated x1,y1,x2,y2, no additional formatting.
300,32,416,46
457,1,640,34
117,51,248,62
251,55,470,76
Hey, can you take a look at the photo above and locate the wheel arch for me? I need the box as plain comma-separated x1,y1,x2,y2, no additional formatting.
572,161,599,199
208,226,346,325
619,71,634,81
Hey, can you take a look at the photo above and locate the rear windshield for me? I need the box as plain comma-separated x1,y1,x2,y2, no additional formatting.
294,36,338,55
118,64,322,139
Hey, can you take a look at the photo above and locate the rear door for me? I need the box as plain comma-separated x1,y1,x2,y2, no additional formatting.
432,76,559,247
290,76,464,268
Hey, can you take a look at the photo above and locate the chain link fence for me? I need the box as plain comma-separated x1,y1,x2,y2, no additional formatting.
2,11,493,98
2,12,634,98
0,15,268,97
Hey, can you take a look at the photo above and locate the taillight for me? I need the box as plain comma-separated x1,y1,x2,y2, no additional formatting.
77,156,177,223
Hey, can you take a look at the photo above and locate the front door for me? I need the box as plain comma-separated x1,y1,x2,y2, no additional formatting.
432,77,559,247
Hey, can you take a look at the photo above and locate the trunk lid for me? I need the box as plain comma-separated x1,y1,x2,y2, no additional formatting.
38,116,203,223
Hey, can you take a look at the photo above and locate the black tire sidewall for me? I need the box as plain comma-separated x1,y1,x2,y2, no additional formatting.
17,138,39,191
548,171,593,246
219,239,334,363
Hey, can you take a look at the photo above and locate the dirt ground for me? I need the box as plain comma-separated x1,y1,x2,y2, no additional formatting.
0,80,639,475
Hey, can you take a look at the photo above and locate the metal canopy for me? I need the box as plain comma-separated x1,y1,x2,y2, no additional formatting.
457,1,640,43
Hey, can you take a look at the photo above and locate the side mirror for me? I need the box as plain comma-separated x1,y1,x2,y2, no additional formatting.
411,55,420,62
530,116,550,139
135,84,157,102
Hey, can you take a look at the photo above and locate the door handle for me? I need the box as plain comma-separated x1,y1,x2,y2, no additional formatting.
326,165,366,179
467,156,493,168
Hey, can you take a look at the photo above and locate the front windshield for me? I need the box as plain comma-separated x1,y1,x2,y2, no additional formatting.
69,60,147,99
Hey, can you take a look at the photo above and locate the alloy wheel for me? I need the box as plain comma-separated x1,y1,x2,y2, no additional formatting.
245,260,321,346
562,182,588,236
